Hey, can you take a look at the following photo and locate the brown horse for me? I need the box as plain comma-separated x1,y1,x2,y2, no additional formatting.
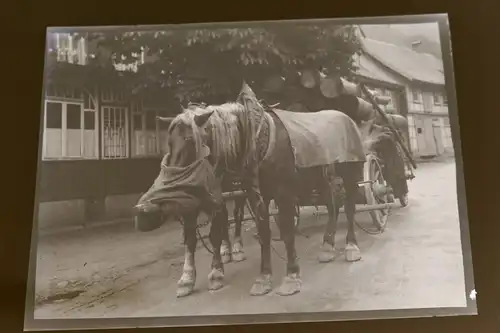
134,83,365,298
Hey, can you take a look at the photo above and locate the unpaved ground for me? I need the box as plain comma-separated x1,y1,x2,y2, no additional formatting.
33,159,468,319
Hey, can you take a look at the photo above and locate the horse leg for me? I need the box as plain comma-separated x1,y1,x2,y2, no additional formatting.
318,165,341,263
219,204,232,264
231,196,246,262
246,189,273,296
208,208,226,291
275,195,302,296
276,194,302,296
343,163,362,262
177,211,199,298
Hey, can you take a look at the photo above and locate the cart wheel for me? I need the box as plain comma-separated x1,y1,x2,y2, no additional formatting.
363,154,390,230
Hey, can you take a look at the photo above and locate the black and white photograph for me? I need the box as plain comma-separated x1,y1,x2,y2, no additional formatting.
25,14,476,331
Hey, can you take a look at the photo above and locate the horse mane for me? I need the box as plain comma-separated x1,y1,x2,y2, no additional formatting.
169,83,266,171
171,102,256,170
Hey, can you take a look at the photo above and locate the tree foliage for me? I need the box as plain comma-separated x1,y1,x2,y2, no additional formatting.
57,23,362,103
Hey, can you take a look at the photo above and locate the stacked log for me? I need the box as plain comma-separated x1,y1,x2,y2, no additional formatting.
376,114,408,132
300,70,320,89
263,75,285,93
260,72,407,131
319,73,340,98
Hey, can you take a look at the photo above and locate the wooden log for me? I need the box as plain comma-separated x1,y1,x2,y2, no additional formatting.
320,74,341,98
332,95,376,123
375,114,408,132
300,70,319,88
359,83,417,169
375,95,391,106
338,77,361,96
263,75,285,92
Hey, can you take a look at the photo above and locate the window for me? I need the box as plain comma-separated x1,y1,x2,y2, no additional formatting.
43,101,98,159
385,89,394,107
422,92,433,113
131,101,169,157
55,33,87,65
412,90,421,103
433,92,441,105
443,92,448,106
101,106,129,159
101,87,125,103
46,84,82,100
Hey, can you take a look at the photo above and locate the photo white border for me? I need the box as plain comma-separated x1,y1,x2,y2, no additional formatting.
24,13,477,331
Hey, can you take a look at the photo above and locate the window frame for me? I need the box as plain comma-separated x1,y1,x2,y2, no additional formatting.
443,92,448,106
100,105,130,160
412,89,422,104
433,92,441,105
131,100,169,158
54,32,87,65
43,99,99,160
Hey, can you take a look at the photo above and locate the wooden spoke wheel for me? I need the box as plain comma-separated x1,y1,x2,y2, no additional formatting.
363,153,390,231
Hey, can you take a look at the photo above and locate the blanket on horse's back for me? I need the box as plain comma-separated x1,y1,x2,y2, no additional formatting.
135,145,223,218
272,109,366,168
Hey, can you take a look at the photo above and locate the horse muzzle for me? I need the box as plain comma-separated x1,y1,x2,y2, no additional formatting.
133,201,183,232
133,201,171,232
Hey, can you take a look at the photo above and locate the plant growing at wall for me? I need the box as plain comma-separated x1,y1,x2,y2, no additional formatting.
47,23,362,104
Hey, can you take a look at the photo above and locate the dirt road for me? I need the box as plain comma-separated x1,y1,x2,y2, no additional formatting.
34,159,468,319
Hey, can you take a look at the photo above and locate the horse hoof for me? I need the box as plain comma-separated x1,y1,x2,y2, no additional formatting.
177,271,196,298
345,243,362,262
208,268,225,291
176,284,194,298
232,251,246,262
232,243,245,262
221,253,232,264
250,274,272,296
276,273,301,296
318,245,339,263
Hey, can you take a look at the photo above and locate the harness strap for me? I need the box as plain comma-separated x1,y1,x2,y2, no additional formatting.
260,112,276,165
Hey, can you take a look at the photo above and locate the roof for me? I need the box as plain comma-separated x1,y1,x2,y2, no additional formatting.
361,38,445,85
354,52,402,86
359,24,442,59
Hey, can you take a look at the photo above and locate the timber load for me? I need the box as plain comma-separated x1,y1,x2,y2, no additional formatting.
327,77,408,132
326,77,416,169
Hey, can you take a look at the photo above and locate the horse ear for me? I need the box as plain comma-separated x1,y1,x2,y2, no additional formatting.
194,110,214,127
239,80,256,98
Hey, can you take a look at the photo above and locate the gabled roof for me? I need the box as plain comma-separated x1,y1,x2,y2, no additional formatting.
359,24,443,60
360,38,445,86
354,52,402,86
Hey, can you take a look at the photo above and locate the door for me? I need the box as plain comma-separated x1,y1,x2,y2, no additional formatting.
415,116,438,156
422,92,433,112
432,118,444,155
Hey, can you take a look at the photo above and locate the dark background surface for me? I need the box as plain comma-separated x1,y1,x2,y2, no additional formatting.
4,0,499,332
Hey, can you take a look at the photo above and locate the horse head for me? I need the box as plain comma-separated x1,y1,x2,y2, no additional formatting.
157,111,214,168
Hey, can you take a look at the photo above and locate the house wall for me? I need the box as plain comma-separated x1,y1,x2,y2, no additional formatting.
37,82,179,232
358,49,453,158
405,84,453,157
